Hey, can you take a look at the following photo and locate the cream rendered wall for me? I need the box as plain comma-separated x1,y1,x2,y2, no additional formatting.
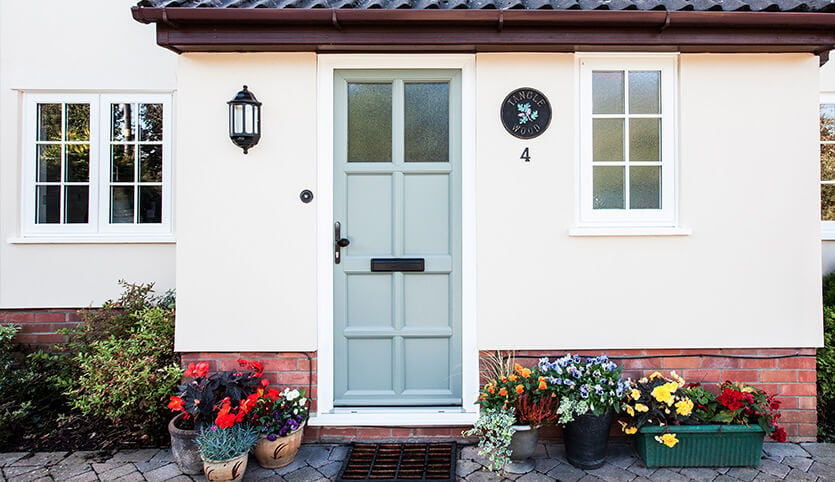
821,56,835,274
174,53,318,352
0,0,177,307
476,53,822,349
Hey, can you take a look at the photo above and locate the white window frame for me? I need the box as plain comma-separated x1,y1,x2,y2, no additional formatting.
821,93,835,240
20,93,173,242
575,54,679,232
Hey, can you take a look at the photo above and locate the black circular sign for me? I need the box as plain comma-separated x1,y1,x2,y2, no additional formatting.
500,88,552,139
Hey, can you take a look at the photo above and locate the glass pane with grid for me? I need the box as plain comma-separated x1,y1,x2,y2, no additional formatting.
821,104,835,220
35,103,90,224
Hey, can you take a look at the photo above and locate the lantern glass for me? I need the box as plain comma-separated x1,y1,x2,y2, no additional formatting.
232,104,245,135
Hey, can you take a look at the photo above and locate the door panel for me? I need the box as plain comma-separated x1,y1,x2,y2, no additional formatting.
333,70,462,407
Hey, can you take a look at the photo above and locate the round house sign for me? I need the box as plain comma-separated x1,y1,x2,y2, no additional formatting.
500,88,552,139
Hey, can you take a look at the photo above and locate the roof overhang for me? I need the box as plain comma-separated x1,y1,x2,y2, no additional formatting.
131,7,835,60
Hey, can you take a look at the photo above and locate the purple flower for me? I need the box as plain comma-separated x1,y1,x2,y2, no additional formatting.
267,434,277,441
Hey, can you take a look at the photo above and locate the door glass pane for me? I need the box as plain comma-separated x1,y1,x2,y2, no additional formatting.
36,186,60,224
64,186,89,224
823,145,835,181
66,104,90,141
140,145,163,182
592,71,624,115
593,166,624,209
37,145,61,182
111,103,135,142
37,104,62,141
110,186,135,223
593,119,624,162
630,166,661,209
139,186,162,224
405,82,449,163
139,104,163,142
629,71,661,114
822,104,835,141
347,83,392,162
66,145,90,182
630,118,660,162
824,184,835,221
111,145,135,182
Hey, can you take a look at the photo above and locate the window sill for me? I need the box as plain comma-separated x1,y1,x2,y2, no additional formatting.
822,223,835,241
569,226,692,237
8,235,176,245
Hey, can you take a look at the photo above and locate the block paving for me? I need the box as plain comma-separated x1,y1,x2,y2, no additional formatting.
1,442,834,481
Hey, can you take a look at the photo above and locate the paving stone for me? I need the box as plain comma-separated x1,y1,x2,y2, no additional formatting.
801,443,835,458
585,464,636,482
606,453,637,471
713,476,737,482
577,475,603,482
460,446,493,468
647,468,688,482
725,467,760,481
533,457,560,474
464,468,505,481
143,462,185,482
169,476,198,482
785,468,819,481
762,443,810,458
715,466,730,474
545,445,569,465
757,458,791,478
0,453,28,468
625,461,655,479
275,456,308,476
782,456,813,472
533,444,549,459
64,470,99,482
11,452,68,467
516,472,555,481
2,466,51,482
48,458,93,480
811,456,835,467
98,463,140,480
299,446,331,468
546,463,586,482
109,449,160,464
284,466,324,482
329,445,350,461
319,461,343,479
753,474,783,482
242,465,282,481
457,459,482,477
679,467,720,481
809,460,835,479
114,471,147,482
148,449,175,465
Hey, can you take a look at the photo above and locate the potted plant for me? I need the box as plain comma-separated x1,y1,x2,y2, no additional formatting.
539,354,629,469
167,359,264,474
247,384,310,468
195,398,260,482
463,352,559,474
620,372,785,468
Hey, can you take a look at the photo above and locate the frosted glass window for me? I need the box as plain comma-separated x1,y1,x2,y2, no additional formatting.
592,72,624,115
593,119,624,162
630,166,661,209
405,82,449,163
593,166,624,209
348,83,392,162
629,71,660,115
630,119,660,162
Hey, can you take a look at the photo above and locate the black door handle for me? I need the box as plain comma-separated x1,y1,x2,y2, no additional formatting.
334,221,350,264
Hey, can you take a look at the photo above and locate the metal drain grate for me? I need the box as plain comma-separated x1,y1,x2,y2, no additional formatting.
336,442,457,482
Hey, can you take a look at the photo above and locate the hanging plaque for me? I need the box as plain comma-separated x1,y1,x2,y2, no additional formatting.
500,87,552,139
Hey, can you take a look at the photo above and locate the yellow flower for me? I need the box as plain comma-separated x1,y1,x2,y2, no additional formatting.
670,371,685,384
649,371,663,380
635,403,649,412
675,398,694,417
630,388,641,401
509,374,518,382
625,405,635,417
655,433,679,448
651,385,673,405
668,381,679,393
618,421,637,435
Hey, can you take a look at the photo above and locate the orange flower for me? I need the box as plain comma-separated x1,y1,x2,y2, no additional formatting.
539,380,547,390
499,388,508,396
168,396,184,412
515,384,524,394
488,387,495,394
509,374,518,382
516,365,532,378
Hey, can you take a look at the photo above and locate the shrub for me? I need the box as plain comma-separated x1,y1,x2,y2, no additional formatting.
196,424,260,462
819,301,835,440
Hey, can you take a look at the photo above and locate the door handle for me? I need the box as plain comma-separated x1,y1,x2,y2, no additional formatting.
334,221,350,264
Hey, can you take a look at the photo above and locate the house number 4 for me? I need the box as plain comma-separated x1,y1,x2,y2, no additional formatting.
520,147,531,163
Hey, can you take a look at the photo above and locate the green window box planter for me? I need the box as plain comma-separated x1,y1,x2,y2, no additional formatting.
636,425,765,468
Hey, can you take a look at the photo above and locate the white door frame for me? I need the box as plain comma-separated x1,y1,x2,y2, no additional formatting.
314,54,478,426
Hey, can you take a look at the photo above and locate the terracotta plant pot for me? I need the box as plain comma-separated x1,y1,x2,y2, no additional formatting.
202,452,249,482
253,423,305,469
168,412,203,475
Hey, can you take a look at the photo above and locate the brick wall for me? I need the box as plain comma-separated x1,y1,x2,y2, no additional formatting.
1,308,80,346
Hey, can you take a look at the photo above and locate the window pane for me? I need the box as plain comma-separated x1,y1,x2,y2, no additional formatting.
66,144,89,182
405,82,449,163
139,186,162,224
593,166,625,209
66,104,90,142
347,83,392,163
140,145,163,182
37,144,61,182
593,118,624,162
65,186,89,224
823,145,835,181
822,104,835,141
629,71,660,115
139,104,163,142
110,186,135,224
824,184,835,221
592,71,624,115
111,103,135,142
630,118,661,162
36,186,60,224
630,166,661,209
111,145,135,182
37,104,62,141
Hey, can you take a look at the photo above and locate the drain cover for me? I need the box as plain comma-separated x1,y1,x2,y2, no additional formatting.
336,442,457,481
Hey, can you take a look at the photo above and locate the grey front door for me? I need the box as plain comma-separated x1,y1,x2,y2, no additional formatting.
333,70,462,407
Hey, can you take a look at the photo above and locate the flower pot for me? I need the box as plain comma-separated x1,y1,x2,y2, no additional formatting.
636,425,765,468
253,422,305,469
504,425,540,474
169,412,203,475
563,410,614,470
202,452,249,481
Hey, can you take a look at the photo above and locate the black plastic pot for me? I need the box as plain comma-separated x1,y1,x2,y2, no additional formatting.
563,409,614,470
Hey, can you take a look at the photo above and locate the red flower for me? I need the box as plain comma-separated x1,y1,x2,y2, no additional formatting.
215,398,236,429
185,362,210,378
168,396,184,412
261,378,270,388
237,359,265,377
184,363,196,378
771,425,787,443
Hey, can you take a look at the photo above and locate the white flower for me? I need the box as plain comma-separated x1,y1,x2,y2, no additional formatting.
299,398,307,406
285,389,300,401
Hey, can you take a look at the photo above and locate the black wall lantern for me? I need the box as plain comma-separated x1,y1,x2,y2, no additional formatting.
228,85,261,154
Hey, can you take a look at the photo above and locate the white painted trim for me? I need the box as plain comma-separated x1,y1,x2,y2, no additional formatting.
7,235,175,244
310,411,478,427
568,226,691,236
822,222,835,241
316,54,479,422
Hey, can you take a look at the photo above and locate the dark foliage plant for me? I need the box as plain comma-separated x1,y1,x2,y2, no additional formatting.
818,272,835,440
